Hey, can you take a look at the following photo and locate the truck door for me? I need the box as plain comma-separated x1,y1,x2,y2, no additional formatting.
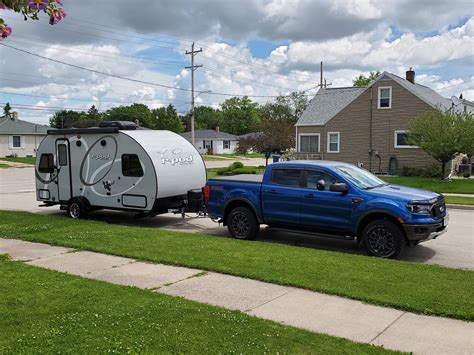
299,169,352,231
55,139,71,202
261,168,302,226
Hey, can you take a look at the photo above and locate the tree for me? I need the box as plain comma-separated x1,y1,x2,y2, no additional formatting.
220,96,259,135
274,91,308,121
456,112,474,160
49,110,83,129
105,104,154,128
353,71,381,87
408,109,466,179
3,102,12,117
0,0,66,41
152,104,183,133
194,106,222,130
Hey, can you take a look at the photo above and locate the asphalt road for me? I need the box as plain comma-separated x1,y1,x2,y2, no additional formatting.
1,167,473,270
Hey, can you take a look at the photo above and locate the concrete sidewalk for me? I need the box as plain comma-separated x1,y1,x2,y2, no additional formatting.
1,238,472,354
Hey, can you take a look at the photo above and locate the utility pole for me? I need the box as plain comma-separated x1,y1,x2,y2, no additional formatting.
185,42,202,147
320,61,323,88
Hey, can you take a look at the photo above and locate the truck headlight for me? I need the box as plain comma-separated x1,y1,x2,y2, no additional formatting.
406,203,432,214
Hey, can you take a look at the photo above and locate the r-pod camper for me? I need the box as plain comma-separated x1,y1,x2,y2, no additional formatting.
35,121,207,218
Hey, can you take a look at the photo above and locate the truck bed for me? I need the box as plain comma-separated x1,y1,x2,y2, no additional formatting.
208,174,263,184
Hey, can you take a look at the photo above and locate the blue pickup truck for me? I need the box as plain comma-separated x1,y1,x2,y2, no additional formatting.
205,161,448,258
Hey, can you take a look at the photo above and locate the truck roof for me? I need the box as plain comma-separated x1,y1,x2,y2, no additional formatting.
271,160,353,169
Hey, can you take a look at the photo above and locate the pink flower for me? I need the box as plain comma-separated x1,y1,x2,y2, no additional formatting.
28,0,48,10
0,24,12,40
49,8,66,25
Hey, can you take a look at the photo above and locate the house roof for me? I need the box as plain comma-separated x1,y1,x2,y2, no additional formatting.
296,71,455,126
238,131,264,140
180,129,238,140
296,87,366,126
0,116,51,135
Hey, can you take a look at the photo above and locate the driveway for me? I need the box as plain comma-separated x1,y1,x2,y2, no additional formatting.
1,167,473,269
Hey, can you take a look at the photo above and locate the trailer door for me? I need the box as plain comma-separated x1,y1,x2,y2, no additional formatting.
55,139,71,202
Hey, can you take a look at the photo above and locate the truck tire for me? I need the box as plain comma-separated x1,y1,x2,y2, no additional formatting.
362,219,403,258
227,207,259,240
67,197,87,219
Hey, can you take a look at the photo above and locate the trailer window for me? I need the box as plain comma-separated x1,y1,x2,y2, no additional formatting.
38,153,54,173
58,144,68,166
122,154,143,177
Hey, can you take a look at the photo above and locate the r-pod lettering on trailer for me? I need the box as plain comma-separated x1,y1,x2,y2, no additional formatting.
158,148,194,165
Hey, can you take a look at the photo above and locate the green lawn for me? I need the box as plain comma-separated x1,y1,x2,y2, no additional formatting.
445,196,474,205
381,177,474,194
0,163,10,169
1,211,472,321
0,156,36,165
0,256,393,354
201,155,232,161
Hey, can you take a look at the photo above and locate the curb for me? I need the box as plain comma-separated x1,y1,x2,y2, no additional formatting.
447,204,474,211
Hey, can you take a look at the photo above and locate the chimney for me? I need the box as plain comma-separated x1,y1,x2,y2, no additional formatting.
406,67,415,84
215,125,220,132
11,111,18,121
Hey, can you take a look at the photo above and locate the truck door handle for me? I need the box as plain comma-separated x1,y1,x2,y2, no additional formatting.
304,193,315,198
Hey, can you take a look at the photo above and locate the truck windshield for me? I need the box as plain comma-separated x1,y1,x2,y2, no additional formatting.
335,165,387,189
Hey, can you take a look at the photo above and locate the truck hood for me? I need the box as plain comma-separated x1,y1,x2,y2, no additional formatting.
366,184,440,203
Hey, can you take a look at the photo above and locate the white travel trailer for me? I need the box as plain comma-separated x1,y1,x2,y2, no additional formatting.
35,121,207,218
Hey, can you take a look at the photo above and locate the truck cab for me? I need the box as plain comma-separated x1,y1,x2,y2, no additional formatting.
205,161,448,258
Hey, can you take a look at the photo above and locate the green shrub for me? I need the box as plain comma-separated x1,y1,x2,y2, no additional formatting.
463,171,471,178
230,161,244,170
400,164,442,178
216,167,231,175
231,167,257,174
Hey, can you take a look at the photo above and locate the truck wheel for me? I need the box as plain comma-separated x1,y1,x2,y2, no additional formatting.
68,198,87,219
362,219,403,258
227,207,259,240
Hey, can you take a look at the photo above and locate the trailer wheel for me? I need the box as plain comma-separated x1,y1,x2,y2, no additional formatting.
227,207,259,240
68,198,87,219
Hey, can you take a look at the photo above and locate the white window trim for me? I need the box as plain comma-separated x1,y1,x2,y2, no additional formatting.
378,86,392,109
9,135,24,149
327,132,340,153
223,140,230,149
298,133,320,153
394,130,418,149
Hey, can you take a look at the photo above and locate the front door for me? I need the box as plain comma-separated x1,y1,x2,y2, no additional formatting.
55,139,71,202
261,168,303,226
299,169,352,232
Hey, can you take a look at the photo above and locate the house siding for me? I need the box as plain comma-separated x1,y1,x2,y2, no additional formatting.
297,79,439,173
0,134,46,157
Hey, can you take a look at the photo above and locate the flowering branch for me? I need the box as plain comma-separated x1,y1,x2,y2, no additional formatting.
0,0,66,40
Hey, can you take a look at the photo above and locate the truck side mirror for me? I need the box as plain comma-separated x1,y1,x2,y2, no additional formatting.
330,182,348,193
316,179,326,191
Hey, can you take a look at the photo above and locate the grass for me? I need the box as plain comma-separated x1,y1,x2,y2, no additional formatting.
1,211,473,321
0,156,36,165
445,196,474,205
201,155,232,161
0,256,394,354
207,165,266,178
201,153,266,161
0,163,10,168
381,177,474,194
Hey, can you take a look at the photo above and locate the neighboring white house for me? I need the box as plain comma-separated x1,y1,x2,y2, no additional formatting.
0,112,50,157
180,128,238,154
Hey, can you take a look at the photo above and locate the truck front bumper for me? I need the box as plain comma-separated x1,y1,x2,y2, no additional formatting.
403,215,449,244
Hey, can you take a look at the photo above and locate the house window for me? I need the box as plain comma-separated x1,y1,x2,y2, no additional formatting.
394,130,417,148
378,86,392,109
299,134,320,152
327,132,340,153
11,135,21,148
223,140,230,149
122,154,144,177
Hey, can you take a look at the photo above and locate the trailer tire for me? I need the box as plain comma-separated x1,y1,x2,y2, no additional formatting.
67,197,87,219
227,206,259,240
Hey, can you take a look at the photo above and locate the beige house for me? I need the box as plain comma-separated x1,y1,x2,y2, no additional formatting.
296,70,473,174
0,112,50,157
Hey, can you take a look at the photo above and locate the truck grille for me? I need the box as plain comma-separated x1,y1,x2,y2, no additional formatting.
431,196,446,219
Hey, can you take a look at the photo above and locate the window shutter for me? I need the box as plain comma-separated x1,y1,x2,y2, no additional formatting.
21,136,25,149
8,136,13,149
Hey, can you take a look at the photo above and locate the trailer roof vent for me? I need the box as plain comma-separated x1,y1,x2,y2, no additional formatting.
98,121,137,130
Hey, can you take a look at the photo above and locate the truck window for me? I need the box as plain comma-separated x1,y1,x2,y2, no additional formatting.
306,170,336,191
58,144,67,166
122,154,144,177
38,153,54,173
271,169,301,187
